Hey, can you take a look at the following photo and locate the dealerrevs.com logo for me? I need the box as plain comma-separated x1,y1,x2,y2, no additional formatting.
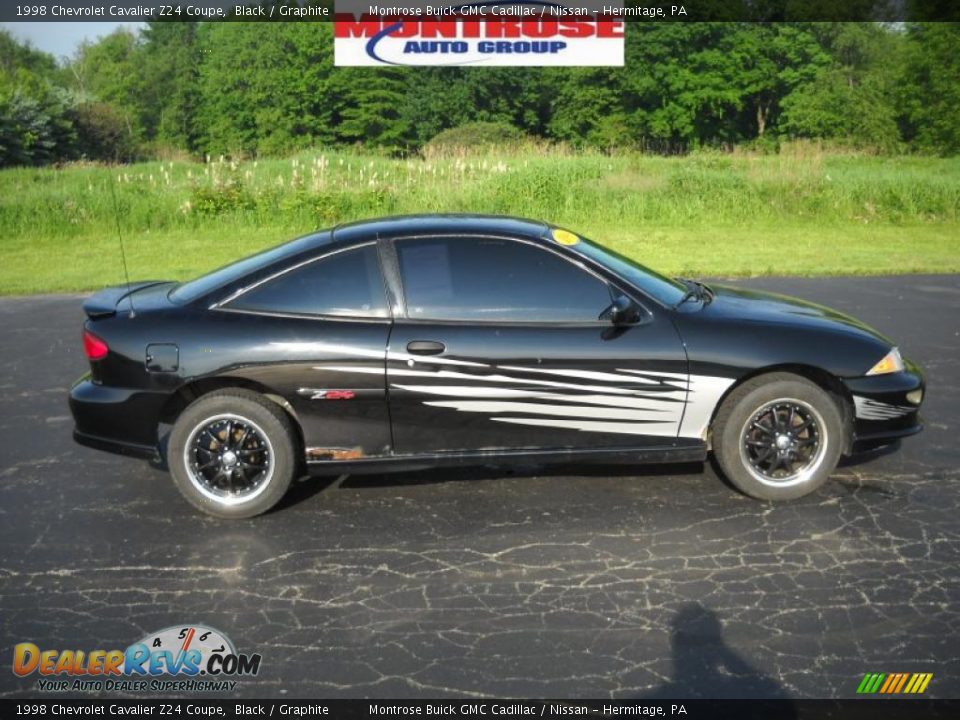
334,2,626,66
12,625,262,693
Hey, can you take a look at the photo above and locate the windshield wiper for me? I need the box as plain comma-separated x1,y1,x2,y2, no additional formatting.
674,278,714,308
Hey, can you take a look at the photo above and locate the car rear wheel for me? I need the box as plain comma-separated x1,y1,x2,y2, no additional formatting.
712,373,844,501
168,389,299,518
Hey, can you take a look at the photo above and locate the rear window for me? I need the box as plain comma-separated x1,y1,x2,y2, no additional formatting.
225,245,388,318
169,232,329,304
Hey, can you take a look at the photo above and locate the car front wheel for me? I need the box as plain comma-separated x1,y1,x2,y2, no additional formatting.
712,373,844,501
168,389,299,518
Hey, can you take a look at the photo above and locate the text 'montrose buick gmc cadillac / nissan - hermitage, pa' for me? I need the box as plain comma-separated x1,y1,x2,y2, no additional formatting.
69,215,925,517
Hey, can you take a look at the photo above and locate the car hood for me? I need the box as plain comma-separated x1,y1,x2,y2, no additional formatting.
703,283,894,345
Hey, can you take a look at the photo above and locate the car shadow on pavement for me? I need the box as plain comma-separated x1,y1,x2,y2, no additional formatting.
272,461,709,512
837,439,902,468
343,460,706,488
151,422,906,514
641,602,797,710
271,441,907,513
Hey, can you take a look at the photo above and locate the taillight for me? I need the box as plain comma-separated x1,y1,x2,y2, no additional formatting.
83,329,109,361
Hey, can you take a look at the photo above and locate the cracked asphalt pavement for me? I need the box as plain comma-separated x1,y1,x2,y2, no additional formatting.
1,275,958,699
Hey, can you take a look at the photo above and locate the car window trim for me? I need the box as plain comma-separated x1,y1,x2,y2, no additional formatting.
388,232,645,326
211,241,393,321
213,306,394,324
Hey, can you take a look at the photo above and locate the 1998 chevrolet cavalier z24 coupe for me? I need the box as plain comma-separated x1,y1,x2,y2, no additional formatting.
70,215,925,517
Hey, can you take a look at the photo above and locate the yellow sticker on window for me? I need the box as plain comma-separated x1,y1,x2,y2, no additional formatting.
551,229,580,246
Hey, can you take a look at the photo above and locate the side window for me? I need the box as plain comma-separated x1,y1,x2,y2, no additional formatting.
226,245,388,318
396,237,612,322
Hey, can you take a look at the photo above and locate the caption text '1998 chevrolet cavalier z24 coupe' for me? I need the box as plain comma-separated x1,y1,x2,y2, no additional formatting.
69,215,925,518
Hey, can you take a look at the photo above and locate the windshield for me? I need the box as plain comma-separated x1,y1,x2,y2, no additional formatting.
168,232,329,304
567,232,688,306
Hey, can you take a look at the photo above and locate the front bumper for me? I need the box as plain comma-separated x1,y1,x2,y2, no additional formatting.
69,375,167,460
842,360,925,453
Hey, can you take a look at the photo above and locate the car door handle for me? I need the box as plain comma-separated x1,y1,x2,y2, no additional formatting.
406,340,446,356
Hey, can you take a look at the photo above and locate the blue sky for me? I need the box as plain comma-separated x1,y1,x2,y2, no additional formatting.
2,22,144,60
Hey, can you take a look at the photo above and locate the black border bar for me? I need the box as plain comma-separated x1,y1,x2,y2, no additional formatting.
2,699,960,719
2,1,958,23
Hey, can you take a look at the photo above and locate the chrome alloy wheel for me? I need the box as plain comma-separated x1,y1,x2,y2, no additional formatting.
183,413,274,505
738,398,828,488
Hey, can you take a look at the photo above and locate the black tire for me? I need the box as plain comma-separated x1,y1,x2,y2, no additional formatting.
168,389,299,518
712,373,844,501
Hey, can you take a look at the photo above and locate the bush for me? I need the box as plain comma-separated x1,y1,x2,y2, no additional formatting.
189,176,254,216
73,102,139,162
423,122,530,158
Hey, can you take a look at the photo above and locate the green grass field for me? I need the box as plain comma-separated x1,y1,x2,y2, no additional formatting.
1,148,958,295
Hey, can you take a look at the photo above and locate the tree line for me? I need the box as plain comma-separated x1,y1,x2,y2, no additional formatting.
1,21,958,166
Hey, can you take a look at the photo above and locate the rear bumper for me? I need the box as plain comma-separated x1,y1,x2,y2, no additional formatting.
73,429,160,461
842,360,925,452
69,375,167,459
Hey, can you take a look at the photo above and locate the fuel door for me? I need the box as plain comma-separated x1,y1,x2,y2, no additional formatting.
145,343,179,373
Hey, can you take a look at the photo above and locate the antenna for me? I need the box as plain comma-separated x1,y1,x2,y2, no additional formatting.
108,176,135,318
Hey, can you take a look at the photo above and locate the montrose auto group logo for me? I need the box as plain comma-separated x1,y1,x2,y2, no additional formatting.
12,624,261,693
334,1,626,66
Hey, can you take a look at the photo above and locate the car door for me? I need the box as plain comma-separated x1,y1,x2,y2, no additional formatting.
216,242,393,459
384,234,689,455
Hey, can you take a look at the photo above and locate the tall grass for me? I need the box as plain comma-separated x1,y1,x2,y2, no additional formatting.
1,148,958,294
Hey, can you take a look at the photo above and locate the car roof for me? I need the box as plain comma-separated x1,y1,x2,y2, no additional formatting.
332,214,550,244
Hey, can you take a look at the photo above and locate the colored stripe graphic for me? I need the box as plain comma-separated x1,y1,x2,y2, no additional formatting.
904,673,934,693
879,674,897,693
857,673,885,693
857,672,932,694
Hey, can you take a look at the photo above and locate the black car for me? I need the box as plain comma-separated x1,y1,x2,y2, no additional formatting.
69,215,925,518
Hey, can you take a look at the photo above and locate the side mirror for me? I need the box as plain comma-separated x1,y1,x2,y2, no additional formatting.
599,295,641,326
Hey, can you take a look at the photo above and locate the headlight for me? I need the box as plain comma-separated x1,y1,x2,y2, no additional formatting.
866,347,904,376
